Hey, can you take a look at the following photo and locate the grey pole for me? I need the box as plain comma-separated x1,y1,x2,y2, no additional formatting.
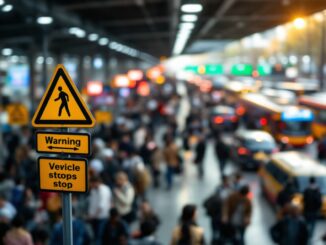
42,32,48,89
62,128,73,245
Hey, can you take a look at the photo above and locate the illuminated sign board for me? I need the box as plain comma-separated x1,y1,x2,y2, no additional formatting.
281,109,314,121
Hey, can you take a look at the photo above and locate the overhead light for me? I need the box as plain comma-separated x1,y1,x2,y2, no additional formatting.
2,4,13,12
293,17,306,30
37,16,53,25
2,48,12,56
99,37,109,46
0,0,4,6
179,22,195,30
36,56,44,64
181,3,203,13
181,14,198,22
88,33,99,41
109,41,119,49
69,27,86,38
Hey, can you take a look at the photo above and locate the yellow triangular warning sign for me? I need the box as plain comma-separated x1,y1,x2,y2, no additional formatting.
32,65,95,128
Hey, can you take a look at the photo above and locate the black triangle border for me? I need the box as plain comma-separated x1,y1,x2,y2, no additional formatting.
34,68,93,125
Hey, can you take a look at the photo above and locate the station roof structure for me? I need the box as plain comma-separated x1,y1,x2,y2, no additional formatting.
2,0,326,58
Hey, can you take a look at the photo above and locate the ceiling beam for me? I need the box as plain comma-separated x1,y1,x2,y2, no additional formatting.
119,31,170,40
170,0,181,53
198,0,237,37
64,0,165,11
102,16,169,27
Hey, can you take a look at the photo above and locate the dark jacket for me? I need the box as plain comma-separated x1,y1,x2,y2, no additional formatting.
303,186,322,215
271,216,308,245
101,219,129,245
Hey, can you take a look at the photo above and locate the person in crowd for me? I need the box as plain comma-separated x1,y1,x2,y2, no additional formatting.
89,158,104,177
303,177,322,239
214,137,229,175
88,175,112,240
270,204,308,245
133,201,160,239
317,135,326,160
50,209,91,245
129,220,162,245
194,134,207,179
0,209,11,245
3,215,33,245
222,185,252,245
100,148,122,188
170,204,205,245
150,145,162,188
133,161,152,201
0,194,16,222
100,208,129,245
276,180,296,209
163,137,180,190
203,175,231,242
232,172,246,191
113,172,136,224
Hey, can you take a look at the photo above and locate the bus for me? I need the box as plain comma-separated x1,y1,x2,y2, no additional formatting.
299,92,326,139
239,93,314,147
259,151,326,215
223,81,259,111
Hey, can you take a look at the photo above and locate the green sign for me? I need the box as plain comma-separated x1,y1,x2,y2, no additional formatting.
184,65,197,73
184,64,224,75
231,64,253,76
205,64,224,75
257,65,271,76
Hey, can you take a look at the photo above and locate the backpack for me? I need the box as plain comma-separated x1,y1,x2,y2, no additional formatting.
203,190,222,217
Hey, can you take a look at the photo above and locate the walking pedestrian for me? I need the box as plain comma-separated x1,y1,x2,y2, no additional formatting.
163,137,180,190
170,204,205,245
88,175,112,240
270,204,308,245
222,185,252,245
214,137,229,175
203,175,231,243
303,177,322,239
100,208,129,245
194,134,207,179
113,172,136,224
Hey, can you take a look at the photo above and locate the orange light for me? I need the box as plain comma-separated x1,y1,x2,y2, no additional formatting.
306,136,314,144
197,65,206,75
281,136,289,144
236,106,246,116
86,81,103,96
147,66,162,80
247,191,254,200
137,81,150,96
127,69,143,81
214,116,224,124
156,75,165,84
260,117,268,126
113,75,130,88
238,147,249,155
252,70,259,78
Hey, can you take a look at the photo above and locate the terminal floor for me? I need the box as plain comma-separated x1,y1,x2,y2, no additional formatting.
146,141,326,245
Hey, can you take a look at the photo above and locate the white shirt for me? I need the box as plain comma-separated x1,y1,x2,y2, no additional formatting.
88,183,112,219
113,183,135,216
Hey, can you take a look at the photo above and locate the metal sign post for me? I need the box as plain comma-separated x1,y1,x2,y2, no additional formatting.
62,128,73,245
32,65,95,245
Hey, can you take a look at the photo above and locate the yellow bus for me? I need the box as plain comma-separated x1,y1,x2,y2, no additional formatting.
299,92,326,139
259,151,326,216
239,93,314,147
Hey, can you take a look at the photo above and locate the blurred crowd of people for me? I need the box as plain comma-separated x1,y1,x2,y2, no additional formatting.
1,77,326,245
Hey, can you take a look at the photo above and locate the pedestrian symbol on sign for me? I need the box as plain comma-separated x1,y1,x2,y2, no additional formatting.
54,86,71,117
